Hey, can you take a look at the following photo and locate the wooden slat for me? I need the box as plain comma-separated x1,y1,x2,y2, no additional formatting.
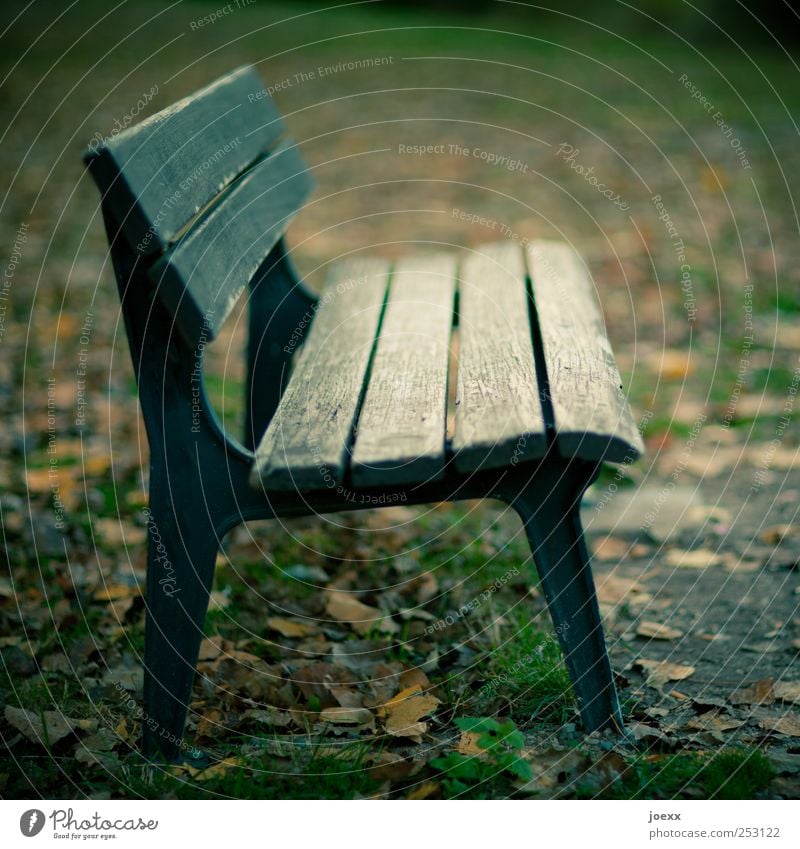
350,254,457,486
85,66,283,254
251,257,390,491
453,242,548,471
149,140,313,343
526,240,644,463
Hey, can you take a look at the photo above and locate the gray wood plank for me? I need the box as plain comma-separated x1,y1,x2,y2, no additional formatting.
85,66,283,255
149,139,313,343
251,257,390,491
350,254,457,487
526,240,644,463
453,242,548,471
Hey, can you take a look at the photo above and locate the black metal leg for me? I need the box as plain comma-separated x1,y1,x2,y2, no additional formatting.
507,460,623,733
141,472,221,761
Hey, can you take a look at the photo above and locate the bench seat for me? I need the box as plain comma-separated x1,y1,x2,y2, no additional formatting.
252,239,643,492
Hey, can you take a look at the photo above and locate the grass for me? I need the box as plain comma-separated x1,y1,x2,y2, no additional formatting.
475,611,575,726
587,748,776,800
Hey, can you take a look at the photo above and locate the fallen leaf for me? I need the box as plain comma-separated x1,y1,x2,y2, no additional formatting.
664,549,724,569
266,617,318,638
4,706,95,746
760,715,800,737
596,575,652,606
319,707,374,728
92,583,141,602
241,708,293,728
628,722,671,744
685,712,745,737
758,525,797,545
196,757,246,781
398,667,431,691
457,731,484,756
381,685,439,739
729,679,774,705
636,659,695,689
636,621,684,640
406,780,439,799
593,536,650,562
326,590,399,635
774,681,800,704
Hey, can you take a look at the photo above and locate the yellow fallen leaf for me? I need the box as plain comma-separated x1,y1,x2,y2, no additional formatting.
266,617,318,638
196,757,246,781
406,780,439,800
657,350,695,380
93,583,141,602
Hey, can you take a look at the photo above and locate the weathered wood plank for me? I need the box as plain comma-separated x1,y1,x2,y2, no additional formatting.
350,254,457,486
453,242,548,471
526,240,644,463
251,257,390,491
85,66,283,255
149,139,313,343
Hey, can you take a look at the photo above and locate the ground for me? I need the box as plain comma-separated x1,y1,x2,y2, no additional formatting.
0,0,799,799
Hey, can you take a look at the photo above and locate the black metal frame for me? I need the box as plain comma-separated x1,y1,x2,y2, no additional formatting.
104,208,623,762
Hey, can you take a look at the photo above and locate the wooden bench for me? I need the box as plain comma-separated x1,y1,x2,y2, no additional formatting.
84,66,643,761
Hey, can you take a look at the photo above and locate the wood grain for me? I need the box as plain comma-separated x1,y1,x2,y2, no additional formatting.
85,66,283,255
350,254,457,486
149,139,313,342
453,242,548,472
251,257,390,491
526,240,644,463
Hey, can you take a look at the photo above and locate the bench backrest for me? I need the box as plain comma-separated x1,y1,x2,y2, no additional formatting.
84,66,313,343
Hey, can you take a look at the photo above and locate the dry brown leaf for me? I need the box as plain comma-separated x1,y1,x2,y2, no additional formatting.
319,707,374,727
636,659,695,689
328,685,363,709
636,621,684,640
729,679,774,705
628,722,671,744
664,549,724,569
198,636,225,661
266,617,317,638
326,590,399,635
774,681,800,704
596,575,652,606
592,536,650,562
381,685,439,739
758,525,797,545
398,667,431,692
760,715,800,738
685,712,745,734
457,731,484,756
4,706,95,746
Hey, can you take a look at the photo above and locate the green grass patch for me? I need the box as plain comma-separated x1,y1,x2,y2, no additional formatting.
591,748,775,800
